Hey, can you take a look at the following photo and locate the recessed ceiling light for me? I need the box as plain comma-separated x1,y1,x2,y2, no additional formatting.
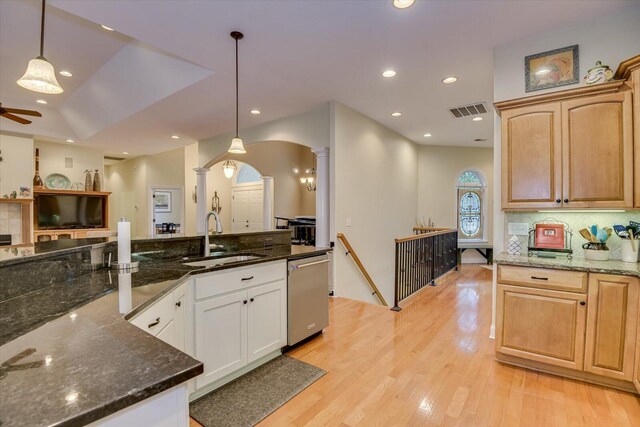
66,139,75,143
423,133,432,137
391,112,402,117
122,151,129,155
250,109,261,115
472,117,483,121
442,76,457,84
393,0,415,9
171,135,180,139
382,70,396,78
36,99,47,104
59,70,72,77
101,24,115,31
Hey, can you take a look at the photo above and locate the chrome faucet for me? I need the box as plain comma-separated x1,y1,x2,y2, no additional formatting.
204,211,223,257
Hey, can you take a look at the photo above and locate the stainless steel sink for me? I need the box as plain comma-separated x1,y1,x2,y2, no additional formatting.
182,255,261,268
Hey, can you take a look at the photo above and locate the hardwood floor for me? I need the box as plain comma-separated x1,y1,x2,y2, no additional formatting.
192,265,640,426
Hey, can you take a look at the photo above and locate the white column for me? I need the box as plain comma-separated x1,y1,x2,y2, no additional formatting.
312,147,330,248
262,176,274,231
194,167,209,234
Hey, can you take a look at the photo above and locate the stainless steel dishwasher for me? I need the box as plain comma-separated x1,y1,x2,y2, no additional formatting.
287,254,330,346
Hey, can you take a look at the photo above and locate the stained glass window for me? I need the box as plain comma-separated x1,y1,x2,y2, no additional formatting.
457,170,485,240
459,191,481,237
457,171,482,185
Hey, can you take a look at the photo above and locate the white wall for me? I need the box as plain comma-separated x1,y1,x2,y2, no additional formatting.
418,145,494,263
34,140,104,188
0,134,33,197
198,104,330,168
491,6,640,338
333,102,418,305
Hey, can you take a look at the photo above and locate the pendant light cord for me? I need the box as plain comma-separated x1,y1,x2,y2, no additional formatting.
39,0,45,57
235,35,239,138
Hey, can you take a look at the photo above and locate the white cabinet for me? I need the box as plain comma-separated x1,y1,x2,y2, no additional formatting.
131,283,188,353
247,281,287,363
192,260,287,391
194,291,248,389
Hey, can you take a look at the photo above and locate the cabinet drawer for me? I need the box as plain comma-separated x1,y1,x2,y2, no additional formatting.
498,265,587,293
194,261,286,301
131,292,175,336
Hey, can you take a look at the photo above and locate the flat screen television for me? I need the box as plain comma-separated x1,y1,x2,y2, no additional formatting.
37,195,104,229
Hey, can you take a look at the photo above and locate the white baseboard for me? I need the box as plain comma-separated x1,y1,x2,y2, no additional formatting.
489,324,495,340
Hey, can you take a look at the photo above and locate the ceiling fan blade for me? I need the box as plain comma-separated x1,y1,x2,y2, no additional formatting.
1,113,32,125
3,108,42,117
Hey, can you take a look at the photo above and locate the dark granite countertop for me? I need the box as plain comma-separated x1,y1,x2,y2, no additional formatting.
0,243,330,427
494,252,640,278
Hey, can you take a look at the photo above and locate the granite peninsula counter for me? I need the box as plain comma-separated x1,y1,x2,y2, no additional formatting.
0,232,330,427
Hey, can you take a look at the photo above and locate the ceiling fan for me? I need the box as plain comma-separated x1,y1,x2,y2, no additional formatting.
0,102,42,125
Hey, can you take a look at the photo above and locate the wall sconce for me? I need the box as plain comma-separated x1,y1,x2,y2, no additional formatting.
300,168,316,191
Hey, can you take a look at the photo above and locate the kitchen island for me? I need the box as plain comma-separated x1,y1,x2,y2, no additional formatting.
0,231,330,427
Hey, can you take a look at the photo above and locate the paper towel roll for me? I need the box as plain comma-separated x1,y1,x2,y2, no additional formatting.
117,218,131,265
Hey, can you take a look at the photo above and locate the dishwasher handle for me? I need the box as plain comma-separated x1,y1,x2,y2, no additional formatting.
289,259,330,271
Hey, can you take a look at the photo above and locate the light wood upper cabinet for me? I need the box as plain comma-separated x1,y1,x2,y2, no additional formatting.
634,297,640,392
584,274,638,381
496,284,587,371
632,68,640,208
496,80,635,210
562,92,633,208
501,104,562,209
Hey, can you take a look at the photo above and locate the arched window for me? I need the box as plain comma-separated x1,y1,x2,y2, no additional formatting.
456,170,485,240
236,163,261,184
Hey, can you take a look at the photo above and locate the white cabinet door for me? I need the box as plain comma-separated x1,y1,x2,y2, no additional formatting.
173,291,187,353
195,290,248,388
247,280,287,363
156,319,177,349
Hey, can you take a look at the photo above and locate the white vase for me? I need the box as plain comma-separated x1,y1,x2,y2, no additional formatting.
584,248,609,261
620,239,639,263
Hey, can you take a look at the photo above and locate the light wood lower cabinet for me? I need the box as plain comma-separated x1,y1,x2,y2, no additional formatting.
584,274,638,381
496,284,586,370
496,266,640,392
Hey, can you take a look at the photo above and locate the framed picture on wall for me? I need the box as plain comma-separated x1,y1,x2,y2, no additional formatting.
525,45,579,92
154,191,171,213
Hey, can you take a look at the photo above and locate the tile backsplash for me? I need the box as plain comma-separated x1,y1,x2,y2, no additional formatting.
505,211,640,260
0,203,22,244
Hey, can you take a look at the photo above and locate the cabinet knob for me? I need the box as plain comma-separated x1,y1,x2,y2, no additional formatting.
555,199,561,203
564,199,569,203
243,300,248,304
250,297,254,302
175,301,181,307
580,301,586,306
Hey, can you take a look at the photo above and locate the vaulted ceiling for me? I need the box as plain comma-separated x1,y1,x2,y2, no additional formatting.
0,0,635,158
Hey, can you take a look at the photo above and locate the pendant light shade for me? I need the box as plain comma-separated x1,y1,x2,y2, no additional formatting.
17,0,63,94
228,137,245,154
227,31,246,154
222,160,237,178
17,57,63,94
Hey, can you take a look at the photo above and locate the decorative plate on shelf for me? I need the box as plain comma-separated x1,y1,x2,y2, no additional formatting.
70,182,85,191
44,173,71,190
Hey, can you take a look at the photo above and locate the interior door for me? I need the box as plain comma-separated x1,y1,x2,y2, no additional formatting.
501,103,562,209
249,189,264,231
247,280,287,363
231,190,250,232
195,290,248,388
562,92,633,208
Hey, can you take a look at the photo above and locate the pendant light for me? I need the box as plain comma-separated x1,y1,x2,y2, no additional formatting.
17,0,63,94
227,31,246,154
222,160,237,179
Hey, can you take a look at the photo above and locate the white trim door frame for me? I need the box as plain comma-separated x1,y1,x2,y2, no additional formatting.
148,186,185,237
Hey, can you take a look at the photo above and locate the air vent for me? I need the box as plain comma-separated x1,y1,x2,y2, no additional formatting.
104,156,125,161
449,102,488,118
474,138,488,142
